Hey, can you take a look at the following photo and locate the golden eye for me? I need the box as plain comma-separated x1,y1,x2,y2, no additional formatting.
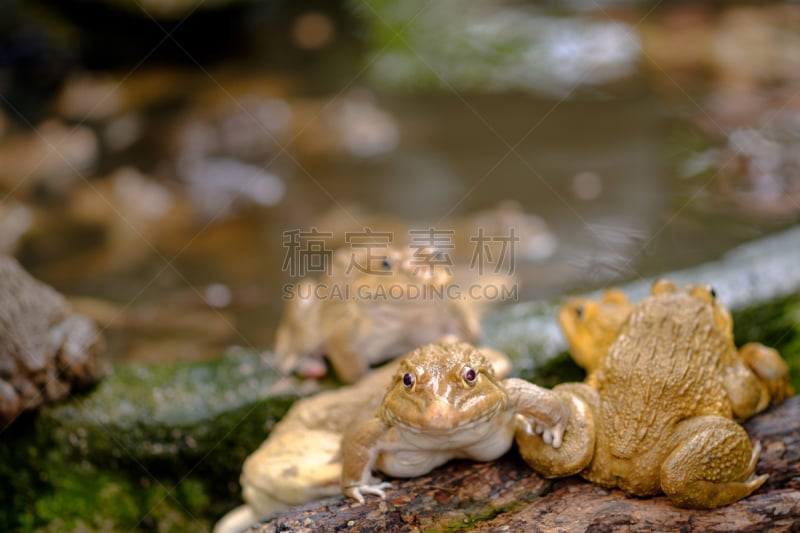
402,372,415,389
463,367,477,385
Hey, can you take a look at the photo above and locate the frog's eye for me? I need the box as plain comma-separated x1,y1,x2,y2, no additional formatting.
402,372,415,389
463,367,477,386
709,287,717,299
574,305,584,320
381,258,392,271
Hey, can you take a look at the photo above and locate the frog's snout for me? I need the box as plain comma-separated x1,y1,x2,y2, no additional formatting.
423,398,456,429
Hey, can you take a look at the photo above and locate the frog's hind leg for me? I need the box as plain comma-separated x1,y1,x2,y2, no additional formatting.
660,416,767,509
516,382,597,478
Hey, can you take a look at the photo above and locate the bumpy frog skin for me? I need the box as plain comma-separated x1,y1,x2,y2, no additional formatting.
214,341,546,533
275,247,481,383
519,279,794,509
340,341,569,503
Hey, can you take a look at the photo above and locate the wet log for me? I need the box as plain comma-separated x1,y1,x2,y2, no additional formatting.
249,395,800,532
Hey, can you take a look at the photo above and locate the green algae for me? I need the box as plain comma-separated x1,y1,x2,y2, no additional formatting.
0,349,298,531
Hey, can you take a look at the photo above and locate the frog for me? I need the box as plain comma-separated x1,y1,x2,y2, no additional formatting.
517,279,794,509
275,246,482,383
340,340,569,504
557,287,633,386
215,341,565,533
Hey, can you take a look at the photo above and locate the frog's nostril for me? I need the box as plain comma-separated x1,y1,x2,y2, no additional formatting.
424,399,453,428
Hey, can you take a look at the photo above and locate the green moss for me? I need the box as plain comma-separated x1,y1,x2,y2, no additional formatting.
0,350,301,531
435,497,524,533
0,425,218,532
42,349,298,475
520,352,585,388
733,295,800,392
34,459,140,530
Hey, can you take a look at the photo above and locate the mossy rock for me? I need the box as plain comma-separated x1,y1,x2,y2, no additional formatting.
0,349,300,531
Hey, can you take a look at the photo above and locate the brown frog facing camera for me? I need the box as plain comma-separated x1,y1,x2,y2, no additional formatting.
519,279,793,509
214,341,567,533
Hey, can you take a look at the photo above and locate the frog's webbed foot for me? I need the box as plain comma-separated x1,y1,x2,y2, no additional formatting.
503,378,570,449
344,481,393,504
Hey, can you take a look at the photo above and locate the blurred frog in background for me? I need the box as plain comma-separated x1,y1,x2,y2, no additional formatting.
275,246,482,383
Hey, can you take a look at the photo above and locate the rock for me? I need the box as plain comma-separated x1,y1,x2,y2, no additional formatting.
0,257,106,425
0,348,304,531
248,395,800,532
40,349,303,476
0,201,34,255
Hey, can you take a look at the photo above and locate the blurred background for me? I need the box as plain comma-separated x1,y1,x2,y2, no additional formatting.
1,0,799,372
3,1,800,531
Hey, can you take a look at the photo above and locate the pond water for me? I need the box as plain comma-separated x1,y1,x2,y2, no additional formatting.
2,1,799,366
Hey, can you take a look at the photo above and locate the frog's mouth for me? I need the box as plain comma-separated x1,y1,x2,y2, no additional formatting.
384,402,504,434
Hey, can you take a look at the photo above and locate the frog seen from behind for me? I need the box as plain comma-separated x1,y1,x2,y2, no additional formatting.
518,279,793,509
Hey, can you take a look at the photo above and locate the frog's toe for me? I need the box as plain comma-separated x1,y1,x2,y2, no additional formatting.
542,422,566,449
521,417,566,448
346,482,392,504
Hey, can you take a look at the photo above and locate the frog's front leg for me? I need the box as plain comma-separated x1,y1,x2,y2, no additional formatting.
274,280,324,376
739,343,794,405
724,343,793,420
325,317,369,384
515,382,598,478
503,378,571,447
341,417,393,503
